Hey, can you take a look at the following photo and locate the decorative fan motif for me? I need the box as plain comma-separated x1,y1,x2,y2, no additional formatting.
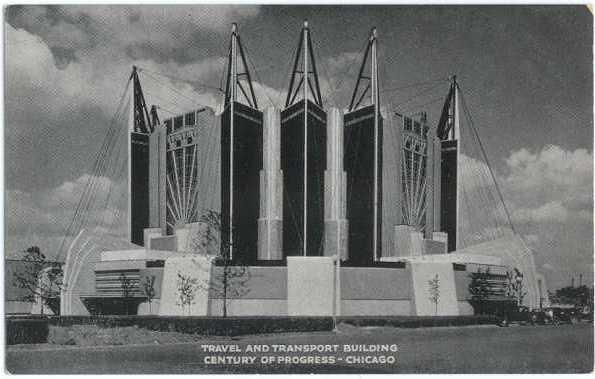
166,122,201,231
401,116,429,232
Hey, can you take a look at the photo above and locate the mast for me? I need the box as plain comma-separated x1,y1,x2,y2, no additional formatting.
229,23,238,260
436,75,460,252
452,75,461,250
284,20,324,257
371,28,379,262
127,69,134,243
222,23,260,260
347,27,380,261
303,20,309,256
128,66,154,244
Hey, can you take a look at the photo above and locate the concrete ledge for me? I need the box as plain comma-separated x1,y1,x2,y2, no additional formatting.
100,249,183,262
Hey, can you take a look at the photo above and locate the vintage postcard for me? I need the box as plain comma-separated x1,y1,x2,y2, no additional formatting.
3,4,593,374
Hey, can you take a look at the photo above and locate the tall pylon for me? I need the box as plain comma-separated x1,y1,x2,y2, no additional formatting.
128,66,160,245
281,20,326,258
222,23,263,262
436,76,461,252
436,76,459,141
346,27,381,262
129,66,154,134
224,23,259,110
286,20,321,256
285,20,323,109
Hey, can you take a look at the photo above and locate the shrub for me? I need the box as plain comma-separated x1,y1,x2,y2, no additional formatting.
6,318,49,345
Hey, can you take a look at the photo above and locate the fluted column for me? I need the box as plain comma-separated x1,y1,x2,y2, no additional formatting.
258,107,283,260
324,107,348,260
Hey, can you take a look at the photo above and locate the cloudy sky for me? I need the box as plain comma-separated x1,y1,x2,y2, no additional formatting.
5,5,592,289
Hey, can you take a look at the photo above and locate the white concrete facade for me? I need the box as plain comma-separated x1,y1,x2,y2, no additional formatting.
410,262,459,316
159,255,212,316
258,107,284,260
324,107,349,260
287,256,335,316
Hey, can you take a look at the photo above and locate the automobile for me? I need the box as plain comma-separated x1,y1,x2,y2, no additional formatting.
548,306,580,324
578,304,593,322
496,304,543,327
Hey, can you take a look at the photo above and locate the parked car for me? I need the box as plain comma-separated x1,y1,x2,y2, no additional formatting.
548,306,580,324
496,304,543,327
578,304,593,322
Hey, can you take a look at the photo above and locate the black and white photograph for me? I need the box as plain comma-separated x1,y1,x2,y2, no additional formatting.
3,3,594,374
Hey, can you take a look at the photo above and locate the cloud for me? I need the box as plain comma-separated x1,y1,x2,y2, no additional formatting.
524,234,540,244
319,51,363,107
513,201,570,223
6,174,128,259
455,146,594,227
454,146,593,252
8,5,261,64
503,145,593,211
542,263,555,271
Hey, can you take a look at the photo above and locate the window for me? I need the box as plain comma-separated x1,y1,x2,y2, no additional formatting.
146,260,165,268
165,119,172,134
185,111,196,126
414,121,421,135
404,117,412,131
174,116,183,130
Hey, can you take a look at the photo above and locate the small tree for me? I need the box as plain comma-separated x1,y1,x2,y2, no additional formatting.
189,209,221,256
176,272,199,316
141,275,156,314
119,272,135,315
12,246,63,315
211,257,251,318
428,274,440,315
191,209,251,318
506,268,527,306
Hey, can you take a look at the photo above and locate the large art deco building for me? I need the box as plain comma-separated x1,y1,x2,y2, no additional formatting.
56,22,547,318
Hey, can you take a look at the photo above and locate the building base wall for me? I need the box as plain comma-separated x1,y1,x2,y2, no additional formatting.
138,299,161,315
457,300,474,316
158,255,212,316
287,257,335,316
84,234,529,317
410,262,459,316
340,300,412,316
209,299,288,316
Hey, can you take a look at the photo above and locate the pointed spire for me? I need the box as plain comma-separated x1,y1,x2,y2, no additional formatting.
348,27,380,112
130,66,153,133
284,20,323,108
224,23,259,110
436,75,459,141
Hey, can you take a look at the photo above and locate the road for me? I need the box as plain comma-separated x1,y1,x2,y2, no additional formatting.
6,323,593,374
